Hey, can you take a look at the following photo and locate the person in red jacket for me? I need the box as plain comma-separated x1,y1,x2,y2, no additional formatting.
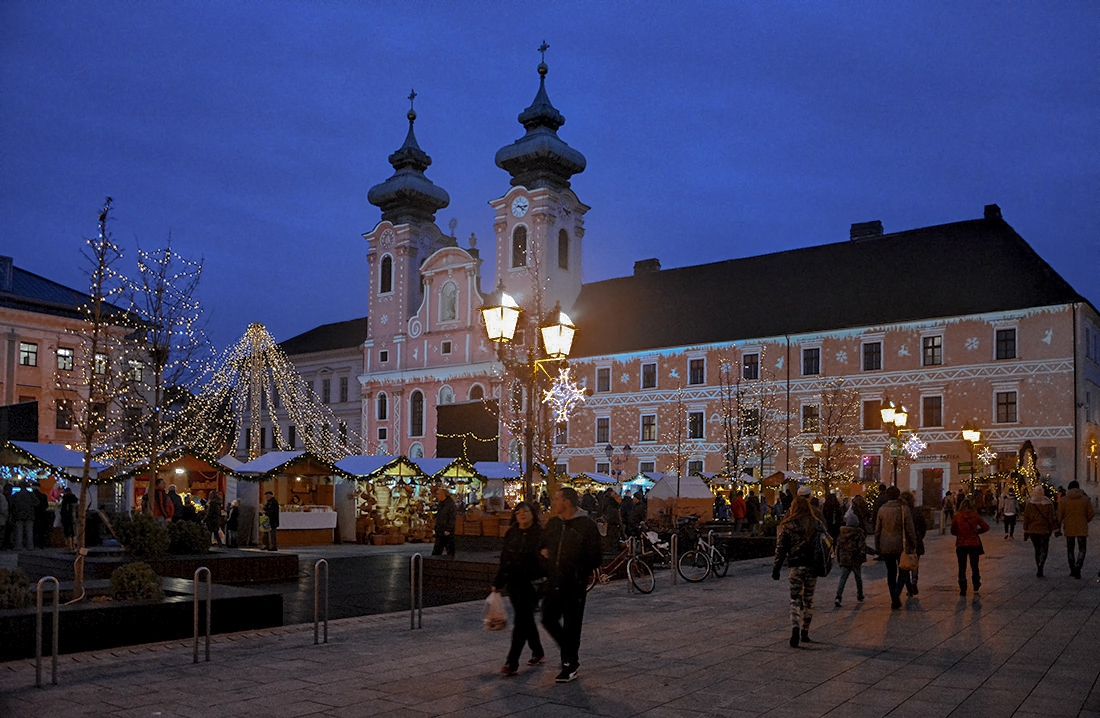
150,478,174,524
951,497,989,595
731,491,748,532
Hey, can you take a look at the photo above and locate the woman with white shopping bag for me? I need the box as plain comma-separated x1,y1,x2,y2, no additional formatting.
491,501,546,676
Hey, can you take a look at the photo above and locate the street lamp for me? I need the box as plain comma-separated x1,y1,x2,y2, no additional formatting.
961,422,982,492
812,435,845,492
880,398,909,487
604,443,632,484
480,283,576,503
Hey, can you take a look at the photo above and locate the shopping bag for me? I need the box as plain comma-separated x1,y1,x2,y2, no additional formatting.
899,550,919,572
484,591,508,631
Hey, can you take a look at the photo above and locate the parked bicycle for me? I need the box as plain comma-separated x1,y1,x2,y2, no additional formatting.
694,530,729,578
587,538,655,594
674,517,712,582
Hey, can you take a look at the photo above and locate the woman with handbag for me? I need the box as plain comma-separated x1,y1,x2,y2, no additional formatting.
899,492,927,597
492,501,546,676
1021,486,1059,577
951,497,990,595
874,486,918,611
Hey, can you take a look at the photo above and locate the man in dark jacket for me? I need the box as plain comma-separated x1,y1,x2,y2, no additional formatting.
10,482,39,551
262,491,280,551
540,487,602,683
432,487,457,557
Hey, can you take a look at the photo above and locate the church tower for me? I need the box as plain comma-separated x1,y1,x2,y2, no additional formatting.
491,44,589,319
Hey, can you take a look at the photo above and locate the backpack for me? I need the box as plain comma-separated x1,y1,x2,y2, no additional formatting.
812,526,834,577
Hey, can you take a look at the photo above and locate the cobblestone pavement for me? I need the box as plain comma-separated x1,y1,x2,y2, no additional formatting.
3,530,1100,717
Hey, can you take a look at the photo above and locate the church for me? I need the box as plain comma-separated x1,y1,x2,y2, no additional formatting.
274,53,1100,504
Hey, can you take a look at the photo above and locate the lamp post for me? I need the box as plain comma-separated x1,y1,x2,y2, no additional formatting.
480,283,575,504
880,398,909,487
604,443,633,485
961,422,982,492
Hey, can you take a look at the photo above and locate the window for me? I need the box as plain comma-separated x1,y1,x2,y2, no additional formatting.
558,229,569,270
94,353,108,375
862,400,882,431
321,378,331,404
439,281,457,322
511,226,527,268
596,417,610,444
128,360,143,382
641,362,657,389
922,396,943,427
260,427,267,451
742,407,760,436
379,255,393,294
340,377,349,403
596,367,611,393
596,462,610,475
469,384,485,400
410,390,424,437
56,347,74,371
922,336,943,366
439,386,454,404
19,342,38,366
339,421,347,442
376,392,388,421
554,463,568,480
378,427,388,440
996,328,1017,360
410,443,424,459
640,414,657,442
802,348,820,376
124,406,142,442
379,350,389,363
639,460,656,474
742,353,759,380
688,358,705,386
688,411,704,439
55,400,73,430
555,422,568,445
861,455,882,483
441,340,452,355
863,342,882,371
687,460,704,476
90,402,107,431
802,404,820,433
270,427,279,448
996,391,1018,423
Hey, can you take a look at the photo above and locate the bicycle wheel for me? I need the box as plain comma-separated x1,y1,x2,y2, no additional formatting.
627,558,655,594
587,569,600,592
677,549,711,582
709,547,729,578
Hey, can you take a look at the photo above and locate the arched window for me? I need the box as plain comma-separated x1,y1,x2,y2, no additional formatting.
439,386,454,404
439,281,457,322
469,384,485,401
511,226,527,268
380,255,393,294
410,390,424,437
558,229,569,270
409,442,424,459
376,392,388,421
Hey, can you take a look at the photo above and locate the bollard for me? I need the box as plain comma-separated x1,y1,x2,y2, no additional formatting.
193,567,211,663
35,576,59,688
314,559,329,645
670,534,678,585
410,553,423,629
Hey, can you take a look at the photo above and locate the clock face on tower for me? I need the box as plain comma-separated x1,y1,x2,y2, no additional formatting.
380,229,395,248
511,196,529,218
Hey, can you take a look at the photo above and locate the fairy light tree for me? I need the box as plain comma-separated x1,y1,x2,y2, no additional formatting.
718,349,782,480
663,386,690,494
806,378,861,494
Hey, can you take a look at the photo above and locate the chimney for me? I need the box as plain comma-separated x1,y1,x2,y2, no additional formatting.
849,221,883,241
0,257,12,292
984,204,1002,220
634,258,661,276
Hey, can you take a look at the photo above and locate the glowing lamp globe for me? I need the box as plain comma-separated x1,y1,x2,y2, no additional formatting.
962,426,981,444
880,399,896,425
894,406,908,428
539,302,576,359
479,284,521,343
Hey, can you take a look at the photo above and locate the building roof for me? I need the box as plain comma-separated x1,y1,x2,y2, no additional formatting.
569,210,1089,358
0,258,112,320
279,316,368,355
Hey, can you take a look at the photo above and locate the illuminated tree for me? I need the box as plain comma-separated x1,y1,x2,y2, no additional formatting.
805,378,861,494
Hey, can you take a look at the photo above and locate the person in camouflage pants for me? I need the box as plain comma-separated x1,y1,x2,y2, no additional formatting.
773,491,826,647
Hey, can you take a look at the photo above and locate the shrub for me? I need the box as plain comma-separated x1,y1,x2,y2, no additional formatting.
109,562,163,602
116,512,170,560
168,520,210,555
0,567,32,609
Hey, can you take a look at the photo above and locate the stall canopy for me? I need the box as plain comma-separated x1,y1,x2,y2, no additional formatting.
473,461,525,480
111,445,234,481
234,450,353,482
648,473,716,500
336,455,425,482
569,472,617,487
646,472,715,521
421,457,483,485
1,441,107,483
761,471,812,488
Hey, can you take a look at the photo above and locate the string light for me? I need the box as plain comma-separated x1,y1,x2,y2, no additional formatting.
902,433,927,459
542,367,586,424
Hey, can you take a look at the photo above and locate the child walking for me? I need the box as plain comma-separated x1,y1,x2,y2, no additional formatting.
835,511,876,607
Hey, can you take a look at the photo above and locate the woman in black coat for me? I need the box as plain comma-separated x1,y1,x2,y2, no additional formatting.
493,501,546,676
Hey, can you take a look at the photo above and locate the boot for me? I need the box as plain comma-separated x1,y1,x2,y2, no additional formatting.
959,580,967,596
800,628,813,643
789,627,800,648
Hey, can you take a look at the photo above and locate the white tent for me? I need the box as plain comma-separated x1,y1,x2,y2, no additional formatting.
648,473,715,499
646,473,715,521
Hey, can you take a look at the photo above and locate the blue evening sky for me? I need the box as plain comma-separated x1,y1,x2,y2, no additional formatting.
2,2,1097,350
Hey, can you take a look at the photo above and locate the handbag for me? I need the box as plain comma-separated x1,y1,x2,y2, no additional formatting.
898,508,919,571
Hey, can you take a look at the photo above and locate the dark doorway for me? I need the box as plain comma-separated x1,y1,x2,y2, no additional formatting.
921,468,943,507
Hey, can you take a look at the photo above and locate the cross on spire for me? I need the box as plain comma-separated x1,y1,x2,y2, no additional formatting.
538,41,549,62
407,88,417,110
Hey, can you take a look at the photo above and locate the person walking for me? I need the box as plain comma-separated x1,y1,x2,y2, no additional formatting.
225,499,240,548
150,478,174,524
822,492,843,539
834,511,875,607
999,490,1019,539
731,491,747,532
167,484,184,522
602,491,622,545
262,491,280,551
951,497,990,595
746,490,761,532
540,487,602,683
874,486,917,610
1021,486,1058,577
1058,480,1094,578
899,492,926,597
206,490,224,547
9,482,38,551
773,495,827,647
432,486,457,558
942,491,956,530
60,487,78,550
493,501,546,676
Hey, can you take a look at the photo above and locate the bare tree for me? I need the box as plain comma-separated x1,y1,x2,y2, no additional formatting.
806,378,861,494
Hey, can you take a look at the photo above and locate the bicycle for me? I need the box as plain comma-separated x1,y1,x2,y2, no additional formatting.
694,530,729,578
587,539,655,594
674,517,712,582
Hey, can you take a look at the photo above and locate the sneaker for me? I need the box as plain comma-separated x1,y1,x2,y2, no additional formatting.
834,598,842,608
555,664,579,683
501,664,518,677
527,655,544,666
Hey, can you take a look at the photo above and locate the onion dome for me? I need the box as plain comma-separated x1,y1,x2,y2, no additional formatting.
368,91,450,225
495,44,586,191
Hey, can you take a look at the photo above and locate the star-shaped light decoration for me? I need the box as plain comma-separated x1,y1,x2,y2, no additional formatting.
978,445,997,466
903,433,927,459
542,367,587,424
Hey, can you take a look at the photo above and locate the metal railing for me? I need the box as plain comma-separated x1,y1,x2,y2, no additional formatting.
36,576,59,688
409,553,423,629
193,567,211,663
314,559,329,645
